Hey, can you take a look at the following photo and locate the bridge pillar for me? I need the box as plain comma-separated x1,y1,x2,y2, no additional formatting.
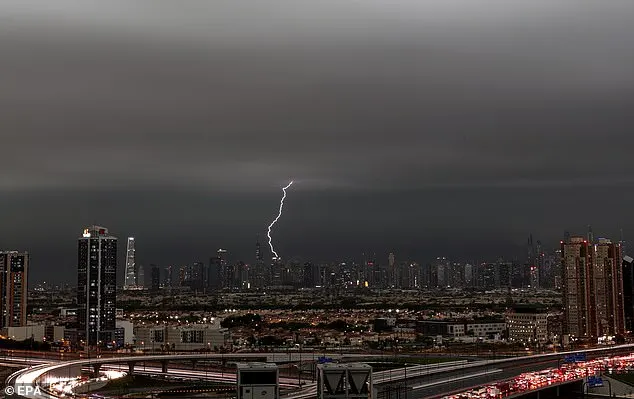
161,360,169,373
127,361,136,375
92,364,102,376
191,359,198,369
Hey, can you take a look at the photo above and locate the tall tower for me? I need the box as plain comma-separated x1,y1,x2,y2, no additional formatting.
594,238,625,336
561,237,593,338
217,249,229,289
623,256,634,333
0,251,29,328
388,253,396,288
256,235,263,263
78,226,117,346
124,237,136,289
150,264,160,291
562,235,626,339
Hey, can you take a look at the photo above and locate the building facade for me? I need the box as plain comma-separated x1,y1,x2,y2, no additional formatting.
124,237,136,289
506,309,548,344
594,238,625,336
623,256,634,333
77,226,117,346
0,251,29,328
134,323,231,351
561,237,594,338
561,236,625,339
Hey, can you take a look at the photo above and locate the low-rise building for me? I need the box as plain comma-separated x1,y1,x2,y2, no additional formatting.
506,307,548,344
465,321,506,338
416,320,465,337
1,325,46,341
134,323,231,351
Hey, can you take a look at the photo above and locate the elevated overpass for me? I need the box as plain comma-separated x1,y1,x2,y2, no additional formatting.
7,344,634,398
374,344,634,399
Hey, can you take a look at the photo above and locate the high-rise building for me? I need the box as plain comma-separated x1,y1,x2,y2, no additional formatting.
594,238,624,336
208,256,221,290
562,236,625,339
137,264,145,288
124,237,136,289
77,226,117,346
190,262,205,291
178,265,188,287
163,265,173,288
256,236,263,262
622,256,634,333
464,264,473,287
0,251,29,328
388,252,396,288
562,237,593,338
150,265,160,292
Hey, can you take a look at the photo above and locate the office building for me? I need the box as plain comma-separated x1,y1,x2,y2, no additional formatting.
506,307,548,344
0,251,29,328
77,226,117,346
124,237,136,289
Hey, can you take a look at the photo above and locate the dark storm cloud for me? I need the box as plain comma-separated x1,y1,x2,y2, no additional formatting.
1,1,634,281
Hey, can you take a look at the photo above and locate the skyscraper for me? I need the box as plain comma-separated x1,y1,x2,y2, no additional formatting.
191,261,205,291
150,264,160,292
594,238,624,336
124,237,136,289
562,237,593,338
0,251,29,328
137,264,145,288
622,256,634,333
78,226,117,346
562,236,625,339
163,265,173,288
388,252,396,288
256,235,263,262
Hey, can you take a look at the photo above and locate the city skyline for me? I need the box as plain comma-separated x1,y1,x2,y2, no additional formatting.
8,224,633,286
1,1,634,282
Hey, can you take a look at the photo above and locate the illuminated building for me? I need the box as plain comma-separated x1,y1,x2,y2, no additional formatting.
123,237,136,289
0,251,29,327
562,237,593,338
77,225,117,346
623,256,634,332
506,307,548,344
594,238,624,336
561,235,625,339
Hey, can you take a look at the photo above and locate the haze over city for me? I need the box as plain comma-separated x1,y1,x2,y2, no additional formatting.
1,0,634,283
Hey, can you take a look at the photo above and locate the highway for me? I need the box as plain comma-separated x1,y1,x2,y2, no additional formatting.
374,344,634,399
6,344,634,398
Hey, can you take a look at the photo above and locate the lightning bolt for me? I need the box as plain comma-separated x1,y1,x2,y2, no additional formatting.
267,181,294,260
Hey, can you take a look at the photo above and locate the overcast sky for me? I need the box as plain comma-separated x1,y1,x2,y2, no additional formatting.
1,1,634,283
